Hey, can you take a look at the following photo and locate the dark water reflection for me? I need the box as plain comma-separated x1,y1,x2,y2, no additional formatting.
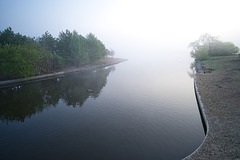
0,66,114,123
0,53,204,160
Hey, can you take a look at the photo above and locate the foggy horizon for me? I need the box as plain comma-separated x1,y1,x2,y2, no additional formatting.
1,0,240,59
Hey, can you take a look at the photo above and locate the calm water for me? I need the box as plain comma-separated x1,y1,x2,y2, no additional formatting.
0,50,205,160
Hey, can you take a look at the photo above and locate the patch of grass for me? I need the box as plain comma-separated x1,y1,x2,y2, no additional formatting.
216,84,222,88
202,61,223,71
201,56,237,71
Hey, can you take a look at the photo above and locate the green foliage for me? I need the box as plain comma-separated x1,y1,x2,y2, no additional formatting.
190,46,209,61
210,41,239,56
56,29,72,60
55,31,107,65
0,27,111,80
0,44,34,78
0,27,33,45
189,33,239,60
37,31,56,53
69,30,89,66
86,33,107,62
50,54,66,69
0,43,51,78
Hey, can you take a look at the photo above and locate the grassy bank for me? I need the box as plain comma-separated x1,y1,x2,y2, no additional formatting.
201,55,239,73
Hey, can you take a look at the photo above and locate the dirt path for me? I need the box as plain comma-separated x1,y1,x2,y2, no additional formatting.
185,56,240,160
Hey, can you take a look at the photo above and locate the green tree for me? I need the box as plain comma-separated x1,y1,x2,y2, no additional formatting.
0,27,112,79
189,33,239,60
70,30,89,66
37,31,56,53
86,33,107,62
190,45,209,60
50,54,66,69
210,41,239,56
56,29,72,65
0,43,51,78
0,27,32,45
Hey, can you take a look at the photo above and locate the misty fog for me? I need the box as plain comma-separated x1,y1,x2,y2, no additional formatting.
0,0,239,159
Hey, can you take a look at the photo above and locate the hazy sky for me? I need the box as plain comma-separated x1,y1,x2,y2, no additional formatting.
1,0,240,57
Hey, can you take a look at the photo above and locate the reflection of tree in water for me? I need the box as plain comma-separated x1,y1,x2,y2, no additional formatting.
187,61,196,79
0,66,115,123
61,66,114,107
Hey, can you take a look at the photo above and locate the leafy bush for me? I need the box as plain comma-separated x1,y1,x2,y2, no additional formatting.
190,46,209,60
210,41,239,56
51,54,66,69
189,33,239,60
0,44,52,78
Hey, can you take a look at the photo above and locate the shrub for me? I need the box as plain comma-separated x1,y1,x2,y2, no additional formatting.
191,46,209,61
51,54,66,69
210,41,239,56
0,44,52,78
189,33,239,59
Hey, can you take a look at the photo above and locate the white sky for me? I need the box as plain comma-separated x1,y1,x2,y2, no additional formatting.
0,0,240,57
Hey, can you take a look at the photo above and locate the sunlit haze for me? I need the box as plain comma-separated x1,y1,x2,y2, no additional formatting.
1,0,240,58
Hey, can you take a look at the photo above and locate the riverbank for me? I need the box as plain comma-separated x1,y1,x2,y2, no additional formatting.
185,56,240,160
0,58,127,89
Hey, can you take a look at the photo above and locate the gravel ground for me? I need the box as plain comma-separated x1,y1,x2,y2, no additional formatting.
185,56,240,160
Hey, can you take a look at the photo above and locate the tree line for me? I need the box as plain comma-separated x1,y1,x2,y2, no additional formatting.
0,27,114,80
189,33,239,60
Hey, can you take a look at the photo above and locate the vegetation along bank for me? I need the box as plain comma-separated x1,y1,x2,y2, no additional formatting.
185,34,240,159
0,27,115,81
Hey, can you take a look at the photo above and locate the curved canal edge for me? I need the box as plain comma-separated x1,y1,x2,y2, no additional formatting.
0,58,127,89
182,74,209,160
184,57,240,160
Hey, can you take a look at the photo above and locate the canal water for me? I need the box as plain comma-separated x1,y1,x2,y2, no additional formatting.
0,48,205,160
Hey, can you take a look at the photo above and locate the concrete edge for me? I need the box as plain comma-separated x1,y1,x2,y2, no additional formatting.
182,74,209,160
0,59,127,89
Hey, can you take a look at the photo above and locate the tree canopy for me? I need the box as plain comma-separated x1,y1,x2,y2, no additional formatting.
0,27,33,45
189,33,239,60
0,27,112,80
37,31,56,53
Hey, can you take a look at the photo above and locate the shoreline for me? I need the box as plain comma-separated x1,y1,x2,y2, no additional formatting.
184,56,240,159
183,75,209,160
0,58,127,89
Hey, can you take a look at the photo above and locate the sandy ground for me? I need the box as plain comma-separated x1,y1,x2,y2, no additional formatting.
185,56,240,160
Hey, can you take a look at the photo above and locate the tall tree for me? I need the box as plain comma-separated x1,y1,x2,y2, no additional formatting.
38,31,56,53
86,33,107,62
56,29,72,64
0,27,31,45
70,30,89,66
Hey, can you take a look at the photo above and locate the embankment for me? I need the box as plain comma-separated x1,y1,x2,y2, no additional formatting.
0,58,127,89
184,56,240,160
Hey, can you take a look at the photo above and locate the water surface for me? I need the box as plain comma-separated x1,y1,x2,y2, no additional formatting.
0,50,204,160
